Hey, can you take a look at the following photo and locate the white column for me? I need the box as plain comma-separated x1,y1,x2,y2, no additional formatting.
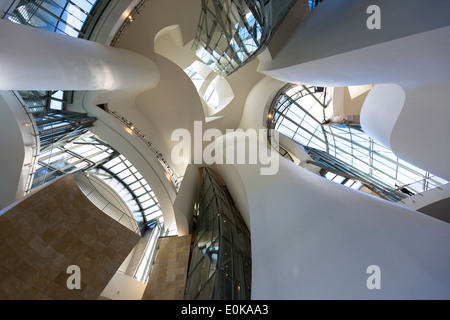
0,19,160,92
212,132,450,299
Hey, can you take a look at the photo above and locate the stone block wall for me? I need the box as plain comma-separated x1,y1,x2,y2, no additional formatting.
142,235,192,300
0,174,140,300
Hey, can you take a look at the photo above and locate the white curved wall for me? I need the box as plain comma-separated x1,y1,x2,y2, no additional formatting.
0,92,26,210
389,82,450,180
77,90,179,235
239,76,286,131
362,81,450,180
0,19,160,92
213,132,450,300
154,25,198,70
360,84,406,150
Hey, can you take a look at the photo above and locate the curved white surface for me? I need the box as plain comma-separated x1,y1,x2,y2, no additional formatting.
0,19,160,92
360,84,406,150
0,92,26,210
259,0,450,86
362,81,450,180
213,132,450,300
390,82,450,180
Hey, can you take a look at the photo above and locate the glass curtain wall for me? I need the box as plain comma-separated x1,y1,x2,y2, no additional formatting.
268,84,449,198
32,109,97,149
4,0,104,38
31,128,164,227
192,0,297,77
32,130,111,189
90,155,164,227
16,90,68,112
185,168,251,300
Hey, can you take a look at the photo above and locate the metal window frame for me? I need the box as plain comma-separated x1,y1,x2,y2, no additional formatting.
192,0,297,77
267,84,448,198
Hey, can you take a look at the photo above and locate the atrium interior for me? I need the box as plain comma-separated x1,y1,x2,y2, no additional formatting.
0,0,449,300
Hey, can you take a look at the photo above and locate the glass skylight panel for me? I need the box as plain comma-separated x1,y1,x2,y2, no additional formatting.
373,157,397,178
294,133,312,147
6,0,99,37
271,84,449,197
430,176,448,185
72,0,95,13
332,175,346,185
49,91,64,110
184,66,205,91
24,122,163,225
204,86,219,109
351,181,363,189
138,193,151,203
285,108,303,125
309,136,327,151
94,155,163,225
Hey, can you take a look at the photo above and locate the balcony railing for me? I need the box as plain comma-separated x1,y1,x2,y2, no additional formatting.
110,0,149,47
397,175,446,199
105,109,182,192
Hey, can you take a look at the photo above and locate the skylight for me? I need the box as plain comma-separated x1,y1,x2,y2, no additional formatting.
184,63,220,110
6,0,99,38
270,84,449,196
92,155,164,226
184,65,205,90
203,85,220,109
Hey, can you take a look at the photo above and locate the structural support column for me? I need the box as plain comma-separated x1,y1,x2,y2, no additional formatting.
212,132,450,299
0,19,160,92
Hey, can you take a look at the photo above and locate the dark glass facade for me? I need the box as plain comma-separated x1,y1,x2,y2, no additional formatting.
185,168,251,300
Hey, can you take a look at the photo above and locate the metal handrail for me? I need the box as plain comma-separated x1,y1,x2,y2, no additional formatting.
110,0,149,47
106,109,182,192
398,176,445,195
133,221,163,283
